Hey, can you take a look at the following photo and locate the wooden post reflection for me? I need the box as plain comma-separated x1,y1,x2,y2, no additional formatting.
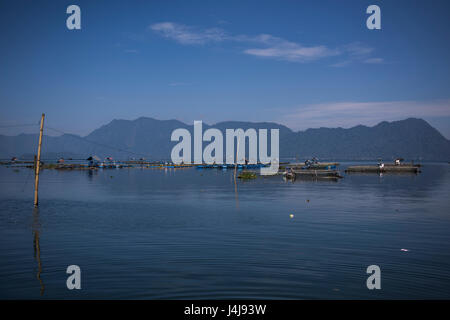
234,176,239,210
233,139,240,210
32,208,45,296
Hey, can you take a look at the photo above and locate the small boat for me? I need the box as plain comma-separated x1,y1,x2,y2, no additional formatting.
301,158,339,170
302,163,337,170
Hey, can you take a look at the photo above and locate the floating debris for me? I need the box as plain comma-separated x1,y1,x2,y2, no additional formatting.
400,248,409,252
290,214,294,218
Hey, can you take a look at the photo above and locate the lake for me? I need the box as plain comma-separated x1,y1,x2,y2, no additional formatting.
0,162,449,299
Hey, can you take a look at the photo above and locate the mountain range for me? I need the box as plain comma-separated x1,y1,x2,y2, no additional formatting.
1,117,449,161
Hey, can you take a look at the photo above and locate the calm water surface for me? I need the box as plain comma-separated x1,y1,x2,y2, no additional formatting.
1,163,450,299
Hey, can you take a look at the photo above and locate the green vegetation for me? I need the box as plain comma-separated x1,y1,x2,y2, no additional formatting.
238,171,257,180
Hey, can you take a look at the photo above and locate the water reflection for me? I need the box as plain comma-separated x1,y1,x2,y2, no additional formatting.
234,172,239,210
283,176,340,183
87,169,96,181
1,163,449,299
32,208,44,296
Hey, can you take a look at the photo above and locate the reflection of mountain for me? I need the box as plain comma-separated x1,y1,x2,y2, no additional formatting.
1,117,449,161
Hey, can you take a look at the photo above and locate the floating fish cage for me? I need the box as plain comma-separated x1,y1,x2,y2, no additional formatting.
196,163,268,170
345,165,420,173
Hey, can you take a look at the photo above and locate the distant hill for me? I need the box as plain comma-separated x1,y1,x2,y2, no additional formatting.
0,117,449,161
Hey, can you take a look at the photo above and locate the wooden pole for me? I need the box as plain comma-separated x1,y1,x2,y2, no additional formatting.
34,113,45,207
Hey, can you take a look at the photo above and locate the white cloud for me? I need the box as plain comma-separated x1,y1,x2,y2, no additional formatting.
330,43,379,67
124,49,139,53
242,35,339,62
169,82,190,86
364,57,384,64
344,43,374,56
150,22,227,44
330,60,352,68
278,100,450,131
149,22,379,64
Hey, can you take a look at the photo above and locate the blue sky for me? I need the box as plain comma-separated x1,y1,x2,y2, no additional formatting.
1,0,450,137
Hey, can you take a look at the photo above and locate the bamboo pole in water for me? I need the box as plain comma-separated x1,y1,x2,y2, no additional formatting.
34,113,45,207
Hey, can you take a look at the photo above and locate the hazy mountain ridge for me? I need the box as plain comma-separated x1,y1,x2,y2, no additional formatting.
1,117,449,161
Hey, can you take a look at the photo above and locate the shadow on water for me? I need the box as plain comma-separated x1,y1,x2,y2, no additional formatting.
32,207,44,296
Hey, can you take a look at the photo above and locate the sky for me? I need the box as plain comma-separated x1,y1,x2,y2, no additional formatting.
1,0,450,138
